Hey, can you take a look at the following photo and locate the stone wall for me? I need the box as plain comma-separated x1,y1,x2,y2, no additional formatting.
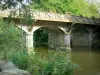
48,32,64,49
0,60,30,75
71,33,91,47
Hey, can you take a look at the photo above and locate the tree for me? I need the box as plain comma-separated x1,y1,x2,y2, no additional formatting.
30,0,99,18
0,0,23,9
0,0,35,54
1,0,99,18
0,0,34,25
82,3,99,18
0,18,24,59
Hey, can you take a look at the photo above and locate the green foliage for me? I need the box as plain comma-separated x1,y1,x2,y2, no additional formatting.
82,3,99,18
0,0,23,10
34,28,48,47
8,50,28,69
30,0,99,18
0,18,25,59
0,0,35,26
0,18,78,75
1,0,99,18
8,49,78,75
21,5,35,26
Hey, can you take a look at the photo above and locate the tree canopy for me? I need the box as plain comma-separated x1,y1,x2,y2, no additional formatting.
30,0,99,18
0,0,99,18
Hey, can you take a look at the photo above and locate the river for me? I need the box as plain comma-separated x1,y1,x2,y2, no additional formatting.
35,47,100,75
71,47,100,75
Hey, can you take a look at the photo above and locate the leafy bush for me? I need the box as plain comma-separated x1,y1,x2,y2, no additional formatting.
8,50,78,75
8,50,28,69
0,18,24,59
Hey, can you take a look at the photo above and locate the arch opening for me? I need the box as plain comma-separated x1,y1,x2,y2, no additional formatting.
33,26,65,49
34,27,48,47
71,24,92,47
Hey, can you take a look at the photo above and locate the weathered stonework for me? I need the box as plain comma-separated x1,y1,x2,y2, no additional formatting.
0,60,30,75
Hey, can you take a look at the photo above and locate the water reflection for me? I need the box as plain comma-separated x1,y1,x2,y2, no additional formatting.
71,47,100,75
35,47,100,75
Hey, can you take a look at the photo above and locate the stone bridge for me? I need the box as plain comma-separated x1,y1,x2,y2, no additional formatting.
0,9,100,52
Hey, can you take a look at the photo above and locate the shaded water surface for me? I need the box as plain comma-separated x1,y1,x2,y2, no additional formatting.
35,47,100,75
71,47,100,75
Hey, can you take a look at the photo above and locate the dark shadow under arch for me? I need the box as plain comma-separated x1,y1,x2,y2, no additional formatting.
33,26,65,48
34,27,48,47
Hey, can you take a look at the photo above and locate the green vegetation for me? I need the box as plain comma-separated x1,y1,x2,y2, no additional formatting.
8,48,78,75
0,18,78,75
0,0,100,75
0,18,24,59
34,28,48,47
0,0,99,18
30,0,99,18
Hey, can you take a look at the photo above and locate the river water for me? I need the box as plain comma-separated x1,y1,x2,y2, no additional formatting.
71,47,100,75
35,47,100,75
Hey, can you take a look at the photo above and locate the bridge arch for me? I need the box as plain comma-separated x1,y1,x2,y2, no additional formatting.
71,24,92,47
33,26,65,49
16,24,66,50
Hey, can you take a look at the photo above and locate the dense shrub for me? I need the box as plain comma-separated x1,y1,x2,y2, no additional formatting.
0,18,24,59
8,50,78,75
